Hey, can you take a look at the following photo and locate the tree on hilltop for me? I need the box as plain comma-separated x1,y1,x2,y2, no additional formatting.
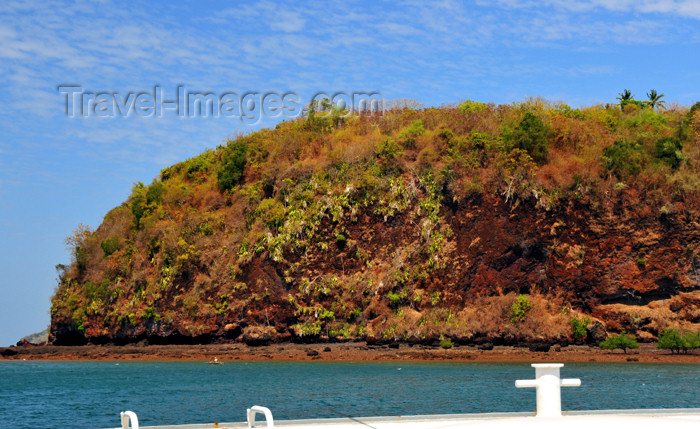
645,89,666,110
617,89,633,107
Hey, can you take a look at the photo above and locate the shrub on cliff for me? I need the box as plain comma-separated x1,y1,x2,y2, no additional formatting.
217,140,248,191
100,237,120,257
504,112,550,163
509,295,532,323
655,137,684,169
600,332,639,353
64,224,93,275
688,101,700,122
570,316,590,341
603,139,648,179
439,334,454,349
256,198,286,230
398,119,425,149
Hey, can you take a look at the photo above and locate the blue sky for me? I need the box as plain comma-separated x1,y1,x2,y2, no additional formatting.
1,0,699,346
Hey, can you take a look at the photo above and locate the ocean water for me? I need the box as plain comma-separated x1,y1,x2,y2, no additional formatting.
0,361,698,429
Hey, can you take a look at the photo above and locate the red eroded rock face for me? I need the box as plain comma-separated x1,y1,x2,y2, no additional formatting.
50,190,699,346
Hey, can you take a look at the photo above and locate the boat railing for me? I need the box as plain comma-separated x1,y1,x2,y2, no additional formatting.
247,405,274,428
121,410,139,429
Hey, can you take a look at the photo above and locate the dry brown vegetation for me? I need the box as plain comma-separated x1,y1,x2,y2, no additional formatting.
50,98,700,347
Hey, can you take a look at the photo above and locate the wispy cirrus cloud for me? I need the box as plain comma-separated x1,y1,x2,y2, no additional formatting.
489,0,700,18
0,0,697,146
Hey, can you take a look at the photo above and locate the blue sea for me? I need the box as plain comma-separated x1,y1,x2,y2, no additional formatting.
0,361,698,429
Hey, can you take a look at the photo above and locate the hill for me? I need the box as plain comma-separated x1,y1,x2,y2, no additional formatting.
50,98,700,347
19,328,49,345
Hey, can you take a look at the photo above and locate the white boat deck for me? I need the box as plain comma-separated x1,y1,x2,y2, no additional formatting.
116,409,700,429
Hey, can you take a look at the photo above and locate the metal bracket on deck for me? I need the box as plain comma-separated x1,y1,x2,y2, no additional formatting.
120,411,140,429
515,363,581,418
247,405,274,428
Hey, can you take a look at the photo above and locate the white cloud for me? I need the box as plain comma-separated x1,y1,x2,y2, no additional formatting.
592,0,700,18
487,0,700,18
269,9,307,32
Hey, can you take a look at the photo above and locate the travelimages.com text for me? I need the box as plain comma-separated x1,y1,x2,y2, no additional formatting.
57,86,384,124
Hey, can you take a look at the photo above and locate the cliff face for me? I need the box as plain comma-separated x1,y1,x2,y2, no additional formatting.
50,101,700,346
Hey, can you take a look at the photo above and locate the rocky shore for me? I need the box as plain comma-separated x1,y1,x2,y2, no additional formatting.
2,342,698,363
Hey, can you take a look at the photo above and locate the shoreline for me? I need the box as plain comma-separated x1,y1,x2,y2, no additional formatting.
2,342,699,363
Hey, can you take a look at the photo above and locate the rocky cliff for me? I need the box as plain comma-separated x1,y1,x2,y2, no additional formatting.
50,100,700,346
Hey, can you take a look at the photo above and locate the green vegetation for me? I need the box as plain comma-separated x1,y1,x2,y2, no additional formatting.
399,119,425,149
570,316,590,341
655,137,684,169
49,96,700,345
645,89,665,111
656,329,700,354
217,140,248,191
439,334,454,349
617,89,644,109
509,294,532,323
600,332,639,353
505,112,550,163
603,139,647,179
459,99,487,114
387,289,408,308
617,89,633,106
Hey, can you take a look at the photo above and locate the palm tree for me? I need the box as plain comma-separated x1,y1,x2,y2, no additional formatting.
646,89,666,111
617,89,633,107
